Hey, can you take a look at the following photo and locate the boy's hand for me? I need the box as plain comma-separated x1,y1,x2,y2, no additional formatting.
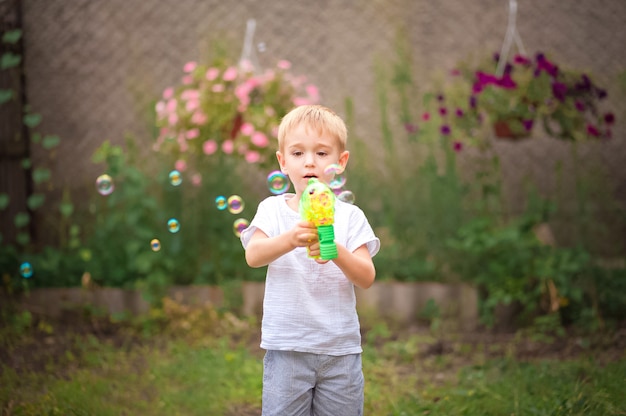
291,221,318,248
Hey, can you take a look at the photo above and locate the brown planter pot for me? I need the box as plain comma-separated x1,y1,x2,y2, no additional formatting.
493,120,531,139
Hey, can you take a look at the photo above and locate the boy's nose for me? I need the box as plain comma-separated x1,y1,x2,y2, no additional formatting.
304,153,315,166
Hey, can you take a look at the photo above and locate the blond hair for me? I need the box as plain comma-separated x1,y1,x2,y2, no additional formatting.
277,105,348,151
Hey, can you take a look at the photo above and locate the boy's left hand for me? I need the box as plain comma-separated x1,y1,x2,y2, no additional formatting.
307,241,331,264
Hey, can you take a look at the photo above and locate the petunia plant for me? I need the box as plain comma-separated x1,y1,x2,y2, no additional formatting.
154,57,320,172
453,52,615,140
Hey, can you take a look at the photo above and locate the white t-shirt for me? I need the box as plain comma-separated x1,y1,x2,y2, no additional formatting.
240,193,380,355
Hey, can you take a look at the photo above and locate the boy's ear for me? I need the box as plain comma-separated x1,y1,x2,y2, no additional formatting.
338,150,350,171
276,151,287,174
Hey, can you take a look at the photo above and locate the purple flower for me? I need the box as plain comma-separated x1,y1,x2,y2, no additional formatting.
440,125,451,135
404,122,419,134
497,73,517,89
604,112,615,125
574,100,585,112
453,141,463,152
535,53,558,78
586,123,600,137
469,95,477,109
439,107,448,116
596,88,607,99
513,54,532,66
552,81,568,102
455,108,464,117
522,119,534,131
437,94,445,102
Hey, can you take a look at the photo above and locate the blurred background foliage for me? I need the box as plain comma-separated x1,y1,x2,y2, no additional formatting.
1,8,625,330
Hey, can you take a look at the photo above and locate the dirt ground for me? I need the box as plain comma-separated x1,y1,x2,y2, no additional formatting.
2,306,625,378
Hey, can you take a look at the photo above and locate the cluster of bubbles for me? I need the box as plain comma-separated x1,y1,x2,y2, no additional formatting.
18,162,355,278
323,164,355,205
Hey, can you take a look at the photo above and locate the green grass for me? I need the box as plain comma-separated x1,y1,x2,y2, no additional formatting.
1,312,625,415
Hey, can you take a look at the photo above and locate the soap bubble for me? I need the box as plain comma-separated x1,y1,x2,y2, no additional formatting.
233,218,250,237
329,174,347,190
267,170,289,195
96,174,114,196
215,196,227,210
19,262,33,278
324,163,345,176
169,170,182,186
337,190,355,204
227,195,244,214
150,239,161,252
167,218,180,233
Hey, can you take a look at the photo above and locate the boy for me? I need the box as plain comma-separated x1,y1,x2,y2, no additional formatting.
240,104,380,415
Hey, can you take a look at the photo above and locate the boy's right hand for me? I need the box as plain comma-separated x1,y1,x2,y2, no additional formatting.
291,220,319,249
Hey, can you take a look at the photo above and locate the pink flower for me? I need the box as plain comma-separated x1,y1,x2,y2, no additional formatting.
240,122,255,136
185,129,200,139
168,113,179,126
222,140,234,154
191,173,202,186
163,87,174,100
306,84,320,102
181,89,200,101
166,99,177,113
211,84,225,93
203,139,218,155
206,67,219,81
191,111,207,125
185,99,199,112
277,60,292,70
422,112,431,121
175,159,187,172
453,141,463,152
251,131,269,147
245,150,261,163
293,97,310,106
183,61,197,73
182,75,194,85
223,66,238,81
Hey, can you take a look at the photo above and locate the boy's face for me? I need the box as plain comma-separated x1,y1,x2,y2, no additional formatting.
276,124,349,197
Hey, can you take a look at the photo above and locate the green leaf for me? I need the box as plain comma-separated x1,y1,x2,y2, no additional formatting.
0,89,13,104
23,113,42,128
42,134,61,149
2,29,22,44
21,158,31,169
1,52,21,69
0,193,9,210
31,132,41,143
14,211,30,228
16,232,30,245
27,193,46,210
32,168,51,184
59,201,74,218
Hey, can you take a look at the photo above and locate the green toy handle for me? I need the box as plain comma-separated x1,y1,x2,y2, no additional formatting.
317,224,338,260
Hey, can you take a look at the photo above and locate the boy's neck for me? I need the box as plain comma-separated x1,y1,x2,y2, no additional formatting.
286,193,301,212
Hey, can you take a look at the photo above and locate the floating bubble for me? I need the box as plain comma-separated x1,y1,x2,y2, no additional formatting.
233,218,250,237
329,174,347,190
337,190,355,205
169,170,182,186
96,174,114,196
167,218,180,233
19,262,33,278
324,163,345,177
267,170,289,195
227,195,245,214
215,195,227,210
150,238,161,252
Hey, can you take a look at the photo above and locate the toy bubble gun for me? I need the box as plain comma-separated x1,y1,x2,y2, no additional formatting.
299,178,338,260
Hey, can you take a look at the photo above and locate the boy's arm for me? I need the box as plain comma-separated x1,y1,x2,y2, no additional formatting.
309,243,375,289
244,221,318,268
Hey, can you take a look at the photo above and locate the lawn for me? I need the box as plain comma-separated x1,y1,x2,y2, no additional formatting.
1,302,624,415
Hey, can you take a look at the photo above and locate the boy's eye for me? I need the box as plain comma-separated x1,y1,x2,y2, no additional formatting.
317,152,328,157
292,151,303,157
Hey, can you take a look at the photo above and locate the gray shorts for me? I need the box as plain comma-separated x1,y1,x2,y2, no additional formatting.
262,350,364,416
